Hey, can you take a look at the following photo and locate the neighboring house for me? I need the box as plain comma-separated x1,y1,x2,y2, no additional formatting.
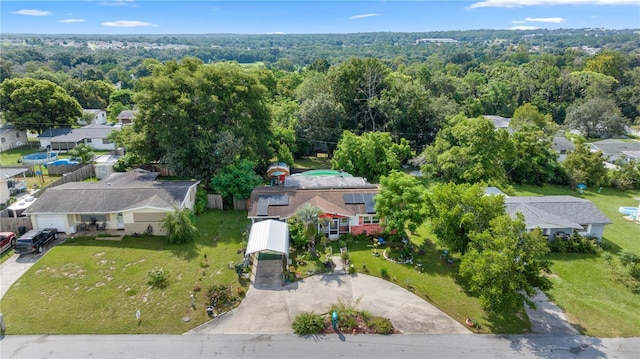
552,136,575,162
0,166,29,205
116,110,138,125
248,172,382,239
0,123,27,152
78,109,107,125
483,115,511,132
589,139,640,164
41,125,119,151
23,172,199,234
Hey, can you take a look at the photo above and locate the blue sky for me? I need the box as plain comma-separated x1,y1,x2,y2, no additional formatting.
1,1,639,34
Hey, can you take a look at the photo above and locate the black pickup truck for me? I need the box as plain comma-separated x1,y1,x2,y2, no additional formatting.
14,228,58,254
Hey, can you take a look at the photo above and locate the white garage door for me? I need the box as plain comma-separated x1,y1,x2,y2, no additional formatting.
36,215,67,233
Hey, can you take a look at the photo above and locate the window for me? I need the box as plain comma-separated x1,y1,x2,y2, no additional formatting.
16,132,20,138
103,139,112,144
362,216,380,224
340,217,348,224
1,137,5,143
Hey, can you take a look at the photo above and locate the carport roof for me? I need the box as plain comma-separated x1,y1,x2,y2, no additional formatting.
246,220,289,257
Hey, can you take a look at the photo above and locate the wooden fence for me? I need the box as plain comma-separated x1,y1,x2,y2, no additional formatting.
38,165,94,195
0,209,33,234
206,195,248,210
46,164,84,176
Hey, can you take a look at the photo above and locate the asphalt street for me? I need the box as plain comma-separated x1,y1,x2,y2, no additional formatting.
1,334,639,359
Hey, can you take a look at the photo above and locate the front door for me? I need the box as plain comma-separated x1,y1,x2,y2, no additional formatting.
329,219,339,239
117,212,124,230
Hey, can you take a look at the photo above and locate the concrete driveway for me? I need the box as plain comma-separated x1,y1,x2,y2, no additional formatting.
187,259,471,335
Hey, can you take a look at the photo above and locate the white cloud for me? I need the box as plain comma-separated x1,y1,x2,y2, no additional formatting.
101,20,159,28
100,0,136,7
469,0,638,9
12,9,51,16
350,13,382,20
512,20,526,23
525,17,567,23
508,25,541,30
59,19,86,23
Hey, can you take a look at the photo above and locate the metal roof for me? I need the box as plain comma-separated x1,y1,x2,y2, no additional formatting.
245,219,289,257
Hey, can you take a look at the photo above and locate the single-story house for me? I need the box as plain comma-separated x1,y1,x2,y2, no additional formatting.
78,109,107,125
483,115,512,132
0,123,27,152
23,172,199,234
590,139,640,164
0,166,29,205
248,172,382,240
116,110,138,125
552,136,575,162
504,195,611,241
40,124,119,151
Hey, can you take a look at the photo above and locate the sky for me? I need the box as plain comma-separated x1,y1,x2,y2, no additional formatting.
1,1,639,35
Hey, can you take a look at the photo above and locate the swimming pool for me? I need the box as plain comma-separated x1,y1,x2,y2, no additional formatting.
22,152,58,165
619,206,639,218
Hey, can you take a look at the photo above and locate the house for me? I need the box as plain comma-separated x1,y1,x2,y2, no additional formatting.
552,136,575,162
78,109,107,125
589,139,640,164
23,172,199,234
41,124,119,151
0,166,29,205
116,110,138,125
0,123,27,152
248,171,382,239
504,195,611,241
483,115,511,131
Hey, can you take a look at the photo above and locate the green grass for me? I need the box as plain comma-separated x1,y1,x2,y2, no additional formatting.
513,184,640,337
293,156,332,170
0,210,251,334
0,248,15,265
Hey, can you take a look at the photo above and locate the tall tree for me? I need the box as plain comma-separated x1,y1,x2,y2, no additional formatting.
421,114,509,185
133,58,273,185
509,103,557,134
375,171,427,235
210,160,262,204
505,126,566,185
162,208,198,244
427,182,505,254
565,98,627,138
331,131,413,183
460,213,552,315
0,78,82,133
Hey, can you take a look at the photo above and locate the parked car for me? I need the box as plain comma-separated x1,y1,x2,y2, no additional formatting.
14,228,58,255
0,232,17,254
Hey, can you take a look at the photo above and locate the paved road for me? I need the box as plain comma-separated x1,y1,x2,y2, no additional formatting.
1,334,639,359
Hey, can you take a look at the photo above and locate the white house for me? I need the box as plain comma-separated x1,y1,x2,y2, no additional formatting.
590,139,640,164
79,109,107,125
44,125,119,151
0,123,27,152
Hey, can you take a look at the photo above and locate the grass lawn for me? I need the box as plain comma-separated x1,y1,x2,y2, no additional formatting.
0,210,251,334
514,184,640,337
293,156,332,170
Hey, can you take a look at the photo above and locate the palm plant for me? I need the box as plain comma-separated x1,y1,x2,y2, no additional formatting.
161,208,198,244
294,203,329,251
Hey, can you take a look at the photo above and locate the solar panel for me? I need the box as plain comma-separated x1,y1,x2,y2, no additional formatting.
256,203,269,216
257,194,289,206
343,193,354,204
344,193,369,204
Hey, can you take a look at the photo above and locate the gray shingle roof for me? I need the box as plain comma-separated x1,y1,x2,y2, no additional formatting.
116,110,138,120
24,172,198,214
552,136,575,152
48,124,118,143
590,139,640,156
483,115,511,129
505,196,611,229
0,166,29,180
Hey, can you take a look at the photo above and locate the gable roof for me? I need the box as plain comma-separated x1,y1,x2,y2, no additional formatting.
24,172,198,214
0,166,29,180
483,115,511,129
590,139,640,156
245,219,289,257
505,195,611,230
47,124,118,143
116,110,138,120
0,123,24,136
552,136,575,152
38,128,74,138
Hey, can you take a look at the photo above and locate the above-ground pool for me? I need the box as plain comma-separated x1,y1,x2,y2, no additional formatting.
21,152,58,165
619,206,639,218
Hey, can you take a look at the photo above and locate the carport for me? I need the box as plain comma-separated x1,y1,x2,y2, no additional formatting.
245,220,289,288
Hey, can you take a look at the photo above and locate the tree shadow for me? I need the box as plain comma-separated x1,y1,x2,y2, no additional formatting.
506,334,608,358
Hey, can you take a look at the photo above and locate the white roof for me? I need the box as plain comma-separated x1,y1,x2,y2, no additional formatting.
246,219,289,256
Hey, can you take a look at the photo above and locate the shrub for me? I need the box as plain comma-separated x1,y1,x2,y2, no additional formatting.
162,208,198,244
348,264,357,275
619,250,640,266
380,267,389,279
292,312,325,335
629,263,640,281
147,267,169,289
194,186,208,215
368,317,393,334
206,284,233,307
549,233,601,254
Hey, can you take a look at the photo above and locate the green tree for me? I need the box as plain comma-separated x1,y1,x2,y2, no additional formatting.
375,171,427,235
609,160,640,191
133,58,273,185
509,103,556,134
294,203,328,251
69,143,95,164
563,143,608,187
0,78,82,133
295,92,346,152
427,182,505,254
565,98,627,138
505,126,565,185
331,131,413,183
421,114,509,186
460,213,552,315
210,160,262,204
161,208,198,244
